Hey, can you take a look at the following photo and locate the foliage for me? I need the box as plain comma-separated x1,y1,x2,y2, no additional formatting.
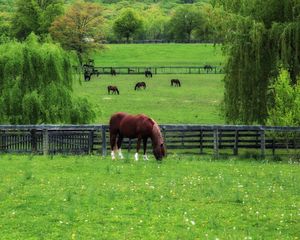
218,0,300,124
0,155,299,239
50,0,104,64
0,34,95,124
267,68,300,126
168,5,205,42
113,8,143,42
11,0,64,40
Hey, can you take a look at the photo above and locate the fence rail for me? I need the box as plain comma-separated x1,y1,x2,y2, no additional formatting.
77,66,224,75
1,125,300,156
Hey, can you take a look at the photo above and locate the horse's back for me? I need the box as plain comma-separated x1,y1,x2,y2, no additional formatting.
109,112,128,132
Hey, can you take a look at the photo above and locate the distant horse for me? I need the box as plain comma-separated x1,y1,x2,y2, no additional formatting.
145,70,152,78
111,69,117,76
134,82,146,90
107,85,119,95
171,79,181,87
84,70,92,81
109,112,166,161
204,65,213,72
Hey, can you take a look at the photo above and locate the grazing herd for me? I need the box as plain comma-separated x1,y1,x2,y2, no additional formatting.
107,78,181,95
82,61,216,95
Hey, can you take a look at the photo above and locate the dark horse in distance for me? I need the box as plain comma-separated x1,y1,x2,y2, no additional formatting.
107,85,119,95
134,82,146,90
171,79,181,87
109,112,166,161
204,64,213,72
144,70,152,78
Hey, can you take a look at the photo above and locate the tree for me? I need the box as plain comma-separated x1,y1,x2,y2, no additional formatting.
267,68,300,126
113,8,143,42
50,1,104,65
217,0,300,124
142,6,169,40
0,34,95,124
11,0,64,40
168,5,204,42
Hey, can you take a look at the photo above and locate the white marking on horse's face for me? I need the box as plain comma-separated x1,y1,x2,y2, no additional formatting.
143,155,149,161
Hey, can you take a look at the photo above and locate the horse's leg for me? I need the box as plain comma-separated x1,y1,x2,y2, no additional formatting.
143,138,149,160
135,137,142,161
117,134,124,159
110,132,117,160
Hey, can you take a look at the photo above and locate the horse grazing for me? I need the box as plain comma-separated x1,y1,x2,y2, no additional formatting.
109,112,166,161
107,85,119,95
204,64,213,72
111,68,117,76
134,82,146,90
145,70,152,78
171,79,181,87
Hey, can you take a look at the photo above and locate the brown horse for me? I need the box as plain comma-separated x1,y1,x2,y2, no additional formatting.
107,85,119,94
134,82,146,90
109,112,166,161
171,79,181,87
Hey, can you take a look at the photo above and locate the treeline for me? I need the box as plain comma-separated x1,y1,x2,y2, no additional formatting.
0,0,220,44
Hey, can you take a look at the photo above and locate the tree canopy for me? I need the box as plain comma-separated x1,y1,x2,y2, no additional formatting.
218,0,300,124
49,1,104,64
113,8,143,42
0,34,95,124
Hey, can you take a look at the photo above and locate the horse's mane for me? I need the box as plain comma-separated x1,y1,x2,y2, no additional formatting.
150,118,163,145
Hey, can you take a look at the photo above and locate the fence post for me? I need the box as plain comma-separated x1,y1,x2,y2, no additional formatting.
260,129,265,157
42,129,49,155
101,126,107,156
213,128,219,157
234,130,239,155
30,129,37,153
88,130,94,154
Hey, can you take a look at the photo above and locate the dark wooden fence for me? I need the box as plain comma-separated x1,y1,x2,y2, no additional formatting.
77,66,223,75
1,125,299,156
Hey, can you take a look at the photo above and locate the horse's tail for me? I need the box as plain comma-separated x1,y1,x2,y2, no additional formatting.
107,86,110,94
178,81,181,87
134,84,137,90
116,88,119,95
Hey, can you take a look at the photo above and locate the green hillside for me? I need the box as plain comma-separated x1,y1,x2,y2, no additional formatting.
94,44,224,67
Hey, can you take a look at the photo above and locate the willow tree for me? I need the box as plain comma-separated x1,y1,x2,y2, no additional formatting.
216,0,300,124
0,34,95,124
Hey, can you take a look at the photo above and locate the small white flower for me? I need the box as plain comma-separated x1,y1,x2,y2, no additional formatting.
190,220,195,225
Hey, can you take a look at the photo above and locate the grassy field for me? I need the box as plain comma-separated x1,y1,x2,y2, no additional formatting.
73,74,224,124
93,44,225,67
0,155,299,239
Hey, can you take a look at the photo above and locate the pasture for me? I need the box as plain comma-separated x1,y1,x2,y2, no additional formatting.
0,155,299,239
73,74,224,124
93,44,225,67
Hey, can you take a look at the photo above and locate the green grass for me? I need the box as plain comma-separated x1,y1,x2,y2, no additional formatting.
73,74,224,124
0,155,299,239
94,44,225,67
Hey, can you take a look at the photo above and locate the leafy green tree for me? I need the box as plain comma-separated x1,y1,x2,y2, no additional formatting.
0,34,95,124
168,5,204,42
113,8,143,42
11,0,64,40
217,0,300,124
50,0,104,65
142,6,169,40
267,69,300,126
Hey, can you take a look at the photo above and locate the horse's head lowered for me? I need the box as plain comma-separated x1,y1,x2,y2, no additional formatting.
151,122,166,160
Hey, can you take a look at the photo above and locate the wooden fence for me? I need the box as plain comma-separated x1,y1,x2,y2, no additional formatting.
1,125,299,157
80,66,223,75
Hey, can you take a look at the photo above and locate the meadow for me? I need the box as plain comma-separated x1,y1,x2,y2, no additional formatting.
75,44,225,124
93,44,225,67
0,155,299,239
73,74,224,124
